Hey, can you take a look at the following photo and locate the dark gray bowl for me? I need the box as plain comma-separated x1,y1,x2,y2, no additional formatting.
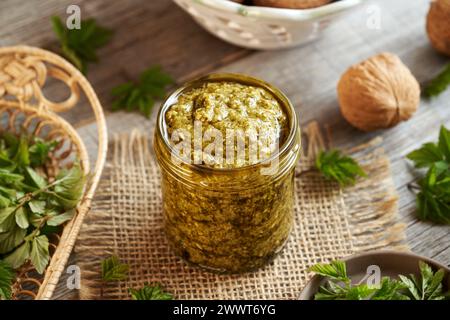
299,250,450,300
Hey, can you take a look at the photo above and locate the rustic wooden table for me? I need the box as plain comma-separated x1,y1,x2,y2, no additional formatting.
1,0,449,299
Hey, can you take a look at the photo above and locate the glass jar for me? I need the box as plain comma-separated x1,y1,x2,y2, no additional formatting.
154,73,301,273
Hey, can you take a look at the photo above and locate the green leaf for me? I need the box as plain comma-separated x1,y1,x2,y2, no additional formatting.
28,200,46,214
46,209,75,226
345,284,375,300
0,226,27,254
15,207,29,229
111,82,134,96
13,135,30,168
129,283,173,300
4,241,30,269
371,277,408,300
111,65,173,118
438,126,450,162
423,64,450,98
29,139,57,167
407,143,445,168
313,260,450,301
399,262,448,300
0,260,15,300
408,127,450,225
51,164,85,209
415,164,450,224
51,16,66,43
0,185,16,199
0,194,11,208
0,169,24,185
62,45,83,71
25,167,47,189
29,235,50,274
315,150,366,186
0,207,17,233
101,255,129,282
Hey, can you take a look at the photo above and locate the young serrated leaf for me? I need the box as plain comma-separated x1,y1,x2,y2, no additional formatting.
371,277,408,300
129,283,173,300
15,207,29,229
0,260,15,300
51,16,66,43
399,274,422,300
101,255,129,282
407,143,445,168
424,64,450,98
0,185,16,199
438,126,450,162
51,164,85,209
62,45,84,71
0,207,17,233
28,200,46,214
415,163,450,224
29,139,57,167
313,260,449,301
315,150,366,186
0,194,11,208
52,16,113,74
4,241,30,269
46,209,75,226
345,284,375,300
309,260,349,283
25,167,47,189
0,169,24,184
0,226,27,254
13,135,30,168
111,65,173,118
30,235,50,274
111,82,134,96
427,269,445,299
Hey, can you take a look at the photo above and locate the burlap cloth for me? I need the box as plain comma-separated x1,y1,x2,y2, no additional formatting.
75,122,407,300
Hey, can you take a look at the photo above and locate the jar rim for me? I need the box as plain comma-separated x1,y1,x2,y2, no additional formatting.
155,73,300,173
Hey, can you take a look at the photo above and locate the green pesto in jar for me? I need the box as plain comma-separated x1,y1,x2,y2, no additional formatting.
165,82,288,168
155,75,300,274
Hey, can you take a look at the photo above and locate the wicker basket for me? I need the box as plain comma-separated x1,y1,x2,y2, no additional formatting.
0,46,107,300
173,0,365,50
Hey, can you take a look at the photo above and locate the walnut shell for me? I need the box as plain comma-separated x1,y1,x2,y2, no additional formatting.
427,0,450,56
337,53,420,132
253,0,331,9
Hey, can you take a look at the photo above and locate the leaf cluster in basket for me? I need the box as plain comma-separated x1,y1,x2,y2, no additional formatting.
310,260,450,300
0,133,85,284
407,126,450,224
100,255,173,300
424,64,450,98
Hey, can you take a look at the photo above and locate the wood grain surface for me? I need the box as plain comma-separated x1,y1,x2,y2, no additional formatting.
1,0,449,299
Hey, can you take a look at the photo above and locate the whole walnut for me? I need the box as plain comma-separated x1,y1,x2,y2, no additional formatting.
427,0,450,56
337,53,420,132
253,0,331,9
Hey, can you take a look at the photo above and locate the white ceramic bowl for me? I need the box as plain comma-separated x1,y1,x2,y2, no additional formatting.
173,0,366,50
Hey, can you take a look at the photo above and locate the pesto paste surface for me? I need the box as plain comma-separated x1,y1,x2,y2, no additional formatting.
165,82,288,168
